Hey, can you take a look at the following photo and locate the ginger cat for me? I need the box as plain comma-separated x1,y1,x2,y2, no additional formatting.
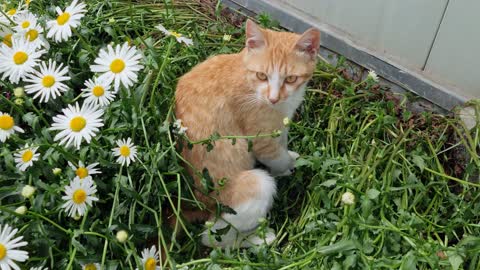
175,19,320,248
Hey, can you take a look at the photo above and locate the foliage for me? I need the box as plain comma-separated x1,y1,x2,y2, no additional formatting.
1,0,480,269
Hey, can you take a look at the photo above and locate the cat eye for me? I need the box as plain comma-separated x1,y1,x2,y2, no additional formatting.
256,72,268,81
285,75,298,83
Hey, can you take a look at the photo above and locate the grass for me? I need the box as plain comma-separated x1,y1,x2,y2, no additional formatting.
1,0,480,269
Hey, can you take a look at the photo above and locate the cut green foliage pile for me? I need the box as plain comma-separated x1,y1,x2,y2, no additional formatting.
0,0,479,269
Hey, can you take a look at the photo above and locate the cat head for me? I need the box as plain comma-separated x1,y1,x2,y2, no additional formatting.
243,19,320,106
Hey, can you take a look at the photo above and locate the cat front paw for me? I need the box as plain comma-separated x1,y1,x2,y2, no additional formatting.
288,150,300,160
258,149,297,176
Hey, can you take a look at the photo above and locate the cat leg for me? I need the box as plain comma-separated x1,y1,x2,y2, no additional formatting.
201,169,277,248
252,132,298,176
256,147,296,176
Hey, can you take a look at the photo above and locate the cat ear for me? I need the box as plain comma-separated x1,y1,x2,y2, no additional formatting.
245,19,266,50
295,28,321,59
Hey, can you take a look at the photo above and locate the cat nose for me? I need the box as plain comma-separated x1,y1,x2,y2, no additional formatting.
269,97,279,104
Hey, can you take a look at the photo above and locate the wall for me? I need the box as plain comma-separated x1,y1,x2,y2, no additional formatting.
278,0,478,100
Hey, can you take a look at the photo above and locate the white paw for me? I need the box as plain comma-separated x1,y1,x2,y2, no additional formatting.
241,228,276,247
274,169,293,177
288,150,300,160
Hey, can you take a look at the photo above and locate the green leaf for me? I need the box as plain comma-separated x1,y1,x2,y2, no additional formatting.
295,158,313,168
320,179,337,187
71,238,87,256
321,159,341,172
447,251,463,270
400,251,416,270
201,168,215,193
247,139,253,152
411,155,425,172
317,240,358,255
366,188,380,200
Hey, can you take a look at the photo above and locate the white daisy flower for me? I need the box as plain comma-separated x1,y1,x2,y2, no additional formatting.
30,267,48,270
136,245,161,270
0,36,45,83
0,112,24,142
14,144,40,171
367,70,379,82
81,78,115,107
13,11,38,33
25,0,34,8
68,160,101,180
173,119,188,135
90,43,143,92
20,23,48,50
0,27,14,48
24,59,70,103
3,8,19,18
49,102,104,149
156,24,193,46
46,0,86,42
82,263,100,270
61,176,98,217
0,224,29,270
112,137,138,166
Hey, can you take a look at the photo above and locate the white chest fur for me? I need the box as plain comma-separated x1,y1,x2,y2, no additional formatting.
275,84,306,118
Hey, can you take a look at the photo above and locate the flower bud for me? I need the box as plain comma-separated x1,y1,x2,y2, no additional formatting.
205,221,214,228
52,168,62,175
223,34,232,42
341,191,355,205
367,70,379,82
283,117,291,127
14,98,24,105
21,185,35,198
15,206,27,215
14,87,25,98
116,230,129,243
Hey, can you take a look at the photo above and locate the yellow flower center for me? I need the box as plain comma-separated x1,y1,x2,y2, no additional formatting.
13,51,28,65
145,258,156,270
56,12,70,25
42,75,56,88
42,75,57,87
21,21,30,29
70,116,87,132
72,189,87,204
0,115,14,130
25,29,38,41
7,9,16,16
110,59,125,73
84,263,97,270
92,86,104,97
0,243,6,260
76,167,88,179
3,33,12,47
170,31,182,38
119,146,130,157
26,0,31,5
22,150,33,162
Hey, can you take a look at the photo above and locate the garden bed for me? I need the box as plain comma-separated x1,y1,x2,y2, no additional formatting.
1,0,479,269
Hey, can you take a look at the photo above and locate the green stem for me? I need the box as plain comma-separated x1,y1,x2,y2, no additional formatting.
72,27,96,55
26,210,70,235
101,166,123,267
66,211,88,270
149,38,175,109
